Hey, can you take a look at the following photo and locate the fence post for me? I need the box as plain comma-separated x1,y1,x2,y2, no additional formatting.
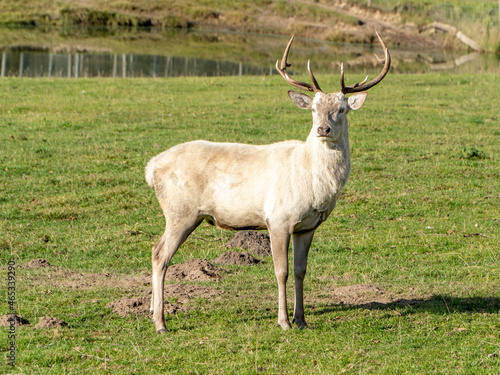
1,51,6,77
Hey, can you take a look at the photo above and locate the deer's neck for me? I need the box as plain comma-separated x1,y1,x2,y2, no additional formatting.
305,128,351,203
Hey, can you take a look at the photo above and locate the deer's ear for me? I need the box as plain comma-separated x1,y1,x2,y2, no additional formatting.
288,90,313,110
347,92,367,111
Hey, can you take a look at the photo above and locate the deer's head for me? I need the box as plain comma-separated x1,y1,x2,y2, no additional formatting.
276,32,390,144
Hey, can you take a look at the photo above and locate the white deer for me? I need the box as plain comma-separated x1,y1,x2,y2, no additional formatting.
145,32,390,332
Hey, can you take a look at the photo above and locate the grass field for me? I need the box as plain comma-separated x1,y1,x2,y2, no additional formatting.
1,72,499,373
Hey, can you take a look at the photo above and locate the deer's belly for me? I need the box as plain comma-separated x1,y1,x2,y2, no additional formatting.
203,213,267,231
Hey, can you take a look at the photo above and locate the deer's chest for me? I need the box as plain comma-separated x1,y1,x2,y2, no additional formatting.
292,197,337,233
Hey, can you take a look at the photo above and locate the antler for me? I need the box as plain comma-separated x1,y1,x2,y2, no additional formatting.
275,36,323,93
340,31,391,94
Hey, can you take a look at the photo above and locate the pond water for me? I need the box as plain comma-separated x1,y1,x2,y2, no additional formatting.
0,50,271,78
1,28,498,78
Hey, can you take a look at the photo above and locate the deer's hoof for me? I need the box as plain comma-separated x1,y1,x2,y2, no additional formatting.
277,320,292,330
292,317,309,330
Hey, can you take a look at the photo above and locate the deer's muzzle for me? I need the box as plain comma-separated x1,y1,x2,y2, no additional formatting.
317,125,331,137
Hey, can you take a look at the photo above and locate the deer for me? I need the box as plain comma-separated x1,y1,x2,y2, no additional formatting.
145,32,390,333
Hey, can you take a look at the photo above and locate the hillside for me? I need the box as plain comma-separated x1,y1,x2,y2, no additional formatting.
0,0,498,52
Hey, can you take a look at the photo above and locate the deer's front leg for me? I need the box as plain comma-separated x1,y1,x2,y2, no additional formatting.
292,230,315,329
269,229,292,330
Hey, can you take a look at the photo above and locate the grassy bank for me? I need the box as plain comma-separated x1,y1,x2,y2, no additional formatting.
1,73,499,373
0,0,499,52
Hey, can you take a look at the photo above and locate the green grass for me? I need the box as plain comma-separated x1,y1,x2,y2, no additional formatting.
1,73,499,373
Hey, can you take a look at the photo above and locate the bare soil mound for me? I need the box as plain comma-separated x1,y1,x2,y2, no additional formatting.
212,251,259,266
226,231,271,257
106,296,189,317
34,316,68,329
165,259,223,281
22,258,53,269
0,314,29,327
107,296,151,317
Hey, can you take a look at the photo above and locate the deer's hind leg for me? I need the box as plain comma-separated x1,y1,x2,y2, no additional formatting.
150,214,203,333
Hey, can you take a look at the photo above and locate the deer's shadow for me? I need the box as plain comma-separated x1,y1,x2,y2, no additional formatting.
311,294,500,316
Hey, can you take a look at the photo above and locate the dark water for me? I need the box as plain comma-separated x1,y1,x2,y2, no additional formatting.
1,29,498,78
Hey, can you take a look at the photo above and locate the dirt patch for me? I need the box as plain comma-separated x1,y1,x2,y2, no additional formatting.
19,257,221,288
18,258,224,320
212,251,259,266
311,283,424,308
19,256,222,302
34,316,68,329
107,296,150,317
226,230,271,257
106,296,189,317
0,314,30,327
165,259,223,281
107,284,221,317
57,272,150,291
22,258,54,269
326,284,395,306
164,283,222,303
19,259,151,291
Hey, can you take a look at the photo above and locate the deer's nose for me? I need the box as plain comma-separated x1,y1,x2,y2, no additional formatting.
317,125,331,137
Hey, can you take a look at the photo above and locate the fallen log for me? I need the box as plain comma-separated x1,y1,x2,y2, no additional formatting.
428,21,481,51
456,31,481,52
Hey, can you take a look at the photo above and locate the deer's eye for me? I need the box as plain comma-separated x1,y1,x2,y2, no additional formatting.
339,107,345,114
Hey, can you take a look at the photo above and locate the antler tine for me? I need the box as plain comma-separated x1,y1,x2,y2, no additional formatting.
356,76,369,87
341,31,391,95
276,36,323,93
343,74,369,89
374,53,385,64
340,63,346,93
307,60,322,93
340,63,368,90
